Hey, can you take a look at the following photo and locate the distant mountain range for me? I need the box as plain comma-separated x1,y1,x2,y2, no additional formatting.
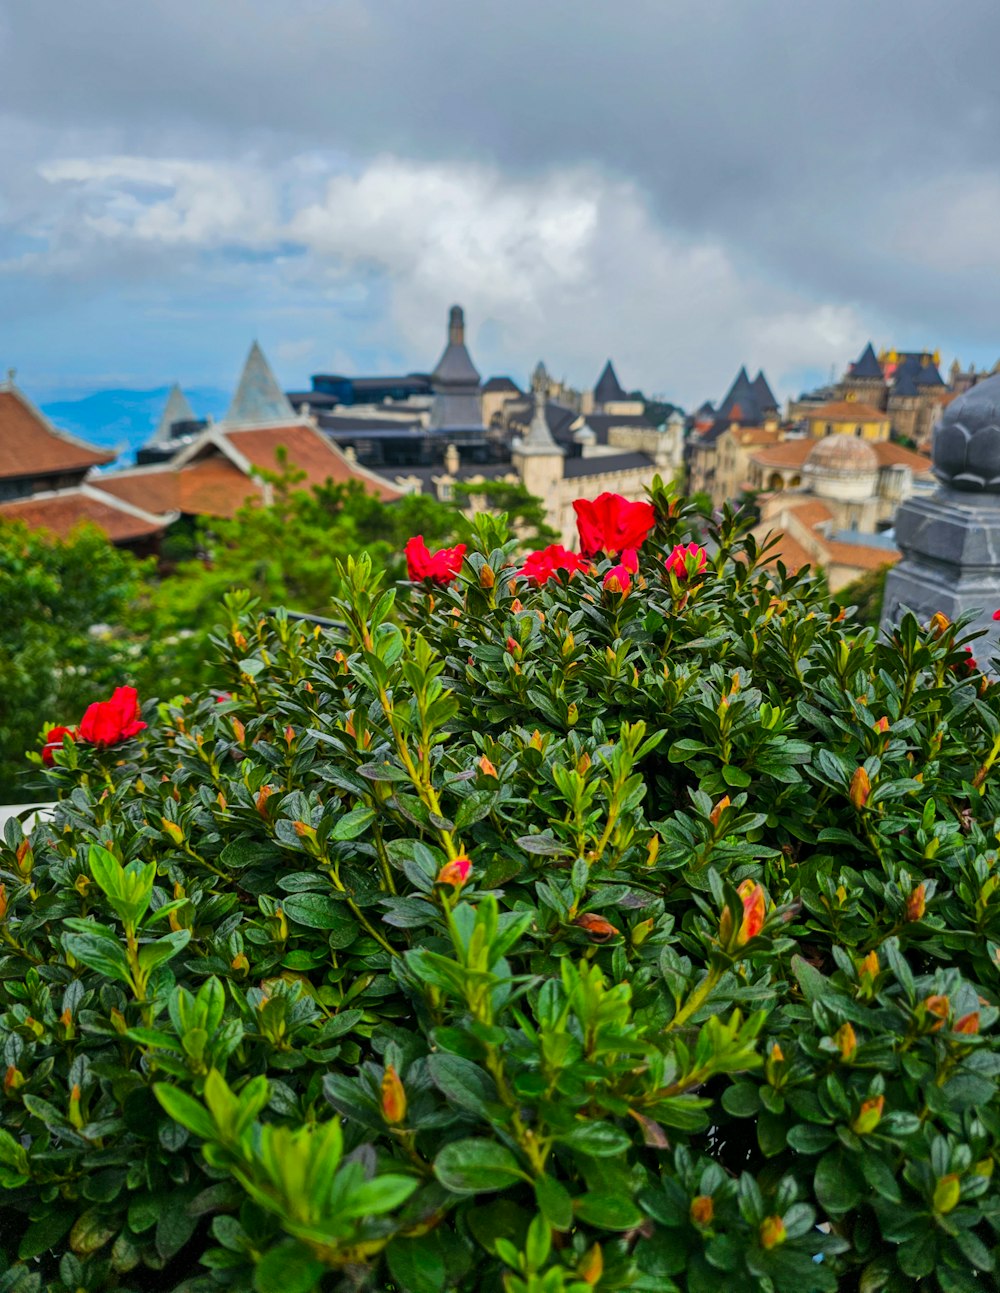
40,387,230,462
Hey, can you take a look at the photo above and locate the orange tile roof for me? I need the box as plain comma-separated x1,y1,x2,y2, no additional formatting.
871,441,932,471
751,439,815,469
225,424,402,502
0,488,166,543
0,388,114,481
807,401,889,422
732,426,782,447
822,540,900,571
98,424,402,520
757,529,814,572
780,498,834,529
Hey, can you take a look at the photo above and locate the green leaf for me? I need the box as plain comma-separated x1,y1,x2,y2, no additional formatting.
62,931,133,986
721,764,752,788
154,1084,216,1141
281,892,357,944
558,1121,632,1157
814,1151,862,1215
434,1139,527,1193
386,1233,449,1293
138,929,191,973
254,1242,326,1293
425,1052,496,1117
18,1209,74,1260
574,1191,643,1230
534,1174,573,1230
721,1083,761,1118
331,806,376,840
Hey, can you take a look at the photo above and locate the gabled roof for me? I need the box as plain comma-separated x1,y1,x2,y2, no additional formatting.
0,383,114,480
594,360,628,405
0,484,172,543
99,421,402,520
223,342,296,426
849,343,884,380
150,383,196,446
482,376,521,394
752,370,779,411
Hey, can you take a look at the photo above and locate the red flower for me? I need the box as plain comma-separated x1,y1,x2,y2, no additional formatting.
665,543,708,579
573,493,655,557
521,544,590,585
993,610,1000,621
78,686,147,748
405,535,466,585
603,564,632,596
41,726,77,766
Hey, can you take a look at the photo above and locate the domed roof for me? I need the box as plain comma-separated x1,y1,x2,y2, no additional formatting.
806,435,878,474
934,370,1000,491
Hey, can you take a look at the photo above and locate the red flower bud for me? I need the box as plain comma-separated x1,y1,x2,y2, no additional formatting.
78,686,147,748
573,913,620,941
436,856,471,888
954,1011,980,1035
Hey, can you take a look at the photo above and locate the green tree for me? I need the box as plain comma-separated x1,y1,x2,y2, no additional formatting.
0,520,147,801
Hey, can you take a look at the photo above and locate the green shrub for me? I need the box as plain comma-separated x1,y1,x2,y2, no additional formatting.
2,482,1000,1292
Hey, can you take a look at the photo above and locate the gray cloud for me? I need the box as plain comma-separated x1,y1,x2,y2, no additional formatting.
2,0,1000,401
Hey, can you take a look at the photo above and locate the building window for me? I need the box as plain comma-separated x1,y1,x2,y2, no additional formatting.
855,426,863,437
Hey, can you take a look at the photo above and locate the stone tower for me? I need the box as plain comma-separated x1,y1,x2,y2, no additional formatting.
512,361,564,533
882,371,1000,663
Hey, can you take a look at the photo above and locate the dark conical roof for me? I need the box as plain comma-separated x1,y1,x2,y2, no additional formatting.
594,360,627,405
431,305,481,387
915,363,944,388
751,370,779,412
716,366,758,423
850,342,883,381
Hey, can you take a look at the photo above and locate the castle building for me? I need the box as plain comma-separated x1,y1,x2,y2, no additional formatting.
687,365,781,501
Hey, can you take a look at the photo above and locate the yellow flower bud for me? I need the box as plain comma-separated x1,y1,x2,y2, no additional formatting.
381,1063,407,1125
851,1094,884,1135
759,1216,787,1249
850,766,871,809
834,1022,857,1062
690,1195,714,1227
578,1244,603,1285
932,1174,961,1214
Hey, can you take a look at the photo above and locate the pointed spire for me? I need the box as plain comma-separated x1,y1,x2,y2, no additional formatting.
594,359,627,406
518,362,561,455
751,370,778,412
151,383,196,445
431,305,481,387
850,343,883,380
224,342,295,426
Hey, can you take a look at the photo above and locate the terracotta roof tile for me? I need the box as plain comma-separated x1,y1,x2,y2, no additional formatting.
225,424,402,501
0,489,166,543
822,540,900,571
779,499,834,529
871,441,932,471
96,468,182,514
751,439,815,469
0,389,114,480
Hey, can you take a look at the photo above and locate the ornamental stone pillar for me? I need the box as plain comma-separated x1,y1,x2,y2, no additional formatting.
881,372,1000,662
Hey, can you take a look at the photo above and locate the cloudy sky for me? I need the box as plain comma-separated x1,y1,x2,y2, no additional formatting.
3,0,1000,410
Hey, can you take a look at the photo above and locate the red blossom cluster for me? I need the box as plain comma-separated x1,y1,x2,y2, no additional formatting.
41,686,147,765
404,493,709,604
405,535,467,585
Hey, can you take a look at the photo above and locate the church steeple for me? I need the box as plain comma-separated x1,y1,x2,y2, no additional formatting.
518,362,561,454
